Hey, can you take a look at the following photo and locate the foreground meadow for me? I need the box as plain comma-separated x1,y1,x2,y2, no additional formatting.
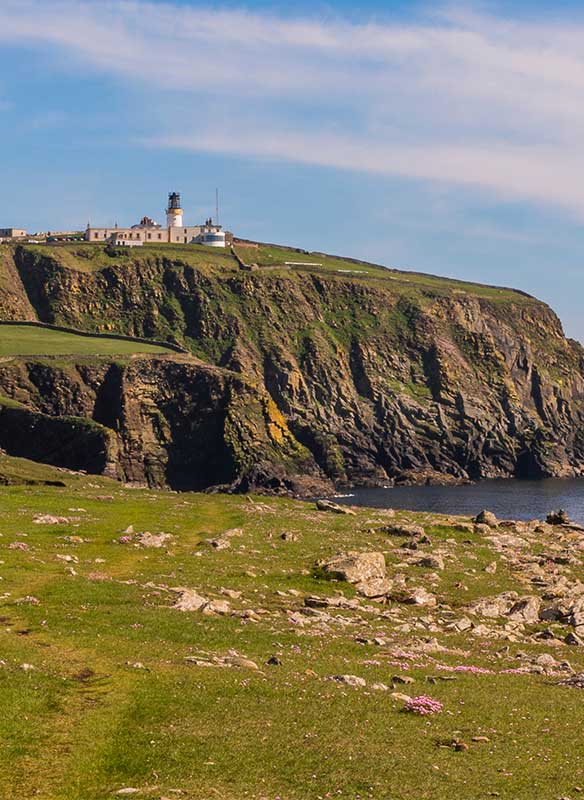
0,455,583,800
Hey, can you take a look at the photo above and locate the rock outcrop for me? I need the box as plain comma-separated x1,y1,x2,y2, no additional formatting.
1,241,584,490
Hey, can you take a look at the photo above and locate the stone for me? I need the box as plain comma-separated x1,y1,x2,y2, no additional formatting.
304,595,360,610
569,597,584,630
172,589,208,612
355,577,393,598
484,561,497,574
416,554,445,571
203,599,231,616
546,509,571,525
33,514,71,525
390,692,412,703
401,587,437,607
223,528,244,538
332,674,366,687
319,551,386,584
539,605,563,622
473,510,498,527
208,538,230,550
223,655,259,670
220,588,242,599
382,523,426,537
565,632,584,646
280,532,299,541
392,674,415,684
507,596,541,624
316,499,356,515
448,616,473,633
467,592,518,619
135,532,173,548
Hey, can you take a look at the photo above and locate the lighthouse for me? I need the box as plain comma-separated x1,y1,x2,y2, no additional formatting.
166,192,183,228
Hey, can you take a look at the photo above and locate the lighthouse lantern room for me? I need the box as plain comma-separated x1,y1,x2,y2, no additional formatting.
166,192,183,228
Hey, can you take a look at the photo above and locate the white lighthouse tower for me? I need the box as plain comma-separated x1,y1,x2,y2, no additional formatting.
166,192,183,228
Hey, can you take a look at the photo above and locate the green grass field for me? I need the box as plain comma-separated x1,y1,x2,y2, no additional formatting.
9,241,537,305
0,454,583,799
0,325,174,356
238,242,536,303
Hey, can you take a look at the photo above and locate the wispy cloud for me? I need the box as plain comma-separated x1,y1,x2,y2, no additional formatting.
4,1,584,216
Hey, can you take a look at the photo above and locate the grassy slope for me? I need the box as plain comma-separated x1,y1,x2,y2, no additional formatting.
239,242,536,304
0,455,583,799
16,242,537,305
0,325,174,356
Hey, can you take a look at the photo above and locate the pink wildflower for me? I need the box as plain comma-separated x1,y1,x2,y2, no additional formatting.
117,535,133,544
386,660,411,670
403,695,444,716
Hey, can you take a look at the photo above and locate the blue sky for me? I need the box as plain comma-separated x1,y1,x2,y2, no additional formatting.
2,1,584,340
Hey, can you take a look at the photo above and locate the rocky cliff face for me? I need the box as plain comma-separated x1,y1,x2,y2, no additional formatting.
0,354,324,493
1,242,584,491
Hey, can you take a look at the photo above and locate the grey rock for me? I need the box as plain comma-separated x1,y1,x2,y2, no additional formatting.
319,551,386,584
316,499,356,515
473,510,498,527
415,554,445,571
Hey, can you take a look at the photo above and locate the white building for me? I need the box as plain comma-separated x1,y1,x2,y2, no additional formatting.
85,192,227,248
0,228,27,241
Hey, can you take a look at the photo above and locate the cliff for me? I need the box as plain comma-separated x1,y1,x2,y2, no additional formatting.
1,240,583,491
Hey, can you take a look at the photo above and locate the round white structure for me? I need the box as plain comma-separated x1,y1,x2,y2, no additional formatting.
200,230,226,247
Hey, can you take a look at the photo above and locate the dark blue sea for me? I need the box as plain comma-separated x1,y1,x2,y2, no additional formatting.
332,478,584,524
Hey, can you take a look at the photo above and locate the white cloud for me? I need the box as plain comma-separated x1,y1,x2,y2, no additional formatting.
4,1,584,215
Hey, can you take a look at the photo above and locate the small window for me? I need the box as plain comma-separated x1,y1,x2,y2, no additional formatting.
158,233,162,240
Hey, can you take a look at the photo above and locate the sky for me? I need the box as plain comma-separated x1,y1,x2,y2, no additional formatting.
2,1,584,339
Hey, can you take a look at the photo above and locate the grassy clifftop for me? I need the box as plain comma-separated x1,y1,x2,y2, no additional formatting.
1,240,537,305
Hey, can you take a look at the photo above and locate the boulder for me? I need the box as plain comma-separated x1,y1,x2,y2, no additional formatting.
382,523,425,537
319,551,386,584
331,674,366,687
400,587,437,607
172,589,231,616
135,532,173,548
316,499,356,515
473,510,498,527
172,589,208,612
569,596,584,632
506,596,541,624
546,509,571,525
467,592,518,618
355,577,393,598
208,537,230,550
415,554,445,571
304,595,360,610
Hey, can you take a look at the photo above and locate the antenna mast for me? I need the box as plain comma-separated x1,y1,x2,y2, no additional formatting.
216,188,219,226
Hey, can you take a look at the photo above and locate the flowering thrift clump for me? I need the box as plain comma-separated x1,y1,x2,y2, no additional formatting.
403,695,444,716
